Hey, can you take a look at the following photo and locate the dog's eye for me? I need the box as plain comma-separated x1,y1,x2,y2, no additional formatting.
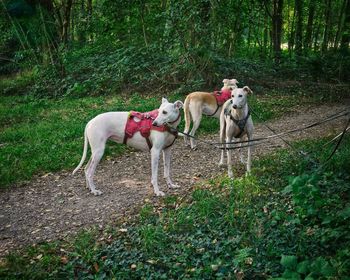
231,95,234,98
163,110,168,115
238,94,242,97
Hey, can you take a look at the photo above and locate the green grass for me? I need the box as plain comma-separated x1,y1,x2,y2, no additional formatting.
0,89,317,188
1,136,349,279
0,93,182,188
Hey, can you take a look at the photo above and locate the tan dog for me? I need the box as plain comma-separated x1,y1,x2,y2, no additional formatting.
183,79,239,149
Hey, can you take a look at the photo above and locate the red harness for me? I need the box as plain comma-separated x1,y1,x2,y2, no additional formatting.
205,88,232,116
123,109,178,149
213,88,232,106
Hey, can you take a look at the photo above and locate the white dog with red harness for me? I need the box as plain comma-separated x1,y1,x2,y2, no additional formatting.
219,86,254,178
72,98,183,196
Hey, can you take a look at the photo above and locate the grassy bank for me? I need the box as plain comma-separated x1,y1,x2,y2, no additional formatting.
0,88,317,188
1,136,349,279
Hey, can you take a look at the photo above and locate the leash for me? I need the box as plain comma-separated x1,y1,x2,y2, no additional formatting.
219,108,350,145
178,107,349,149
321,117,350,166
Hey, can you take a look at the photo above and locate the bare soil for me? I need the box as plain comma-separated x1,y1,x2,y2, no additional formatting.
0,102,349,256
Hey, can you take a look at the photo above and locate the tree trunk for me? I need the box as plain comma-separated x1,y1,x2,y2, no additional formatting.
288,2,296,58
295,0,303,57
271,0,284,63
304,0,316,51
87,0,92,41
139,1,148,47
339,0,350,52
321,0,332,52
62,0,73,45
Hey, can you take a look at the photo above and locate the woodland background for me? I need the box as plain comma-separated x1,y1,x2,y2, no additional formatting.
1,0,349,97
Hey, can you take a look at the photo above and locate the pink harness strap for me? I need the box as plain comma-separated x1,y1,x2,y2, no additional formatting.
213,88,232,106
123,109,171,149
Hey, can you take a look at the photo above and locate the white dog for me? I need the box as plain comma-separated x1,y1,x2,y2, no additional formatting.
219,86,254,178
72,98,183,196
183,79,239,149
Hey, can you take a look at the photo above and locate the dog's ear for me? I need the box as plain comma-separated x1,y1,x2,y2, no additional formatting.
243,86,253,94
162,97,169,104
174,100,184,109
222,78,229,85
230,79,239,85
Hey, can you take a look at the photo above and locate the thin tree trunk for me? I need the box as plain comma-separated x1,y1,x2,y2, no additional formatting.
304,0,316,51
334,0,348,49
321,0,332,52
295,0,303,57
139,1,148,47
62,0,73,45
340,0,350,53
87,0,92,41
270,0,284,63
288,1,296,58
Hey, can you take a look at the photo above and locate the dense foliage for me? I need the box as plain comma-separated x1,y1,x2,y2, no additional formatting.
1,0,350,98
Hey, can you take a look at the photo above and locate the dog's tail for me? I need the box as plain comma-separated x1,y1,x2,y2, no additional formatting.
72,126,88,175
183,96,191,135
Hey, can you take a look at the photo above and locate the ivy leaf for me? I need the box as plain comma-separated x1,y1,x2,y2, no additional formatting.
280,255,297,270
296,260,309,274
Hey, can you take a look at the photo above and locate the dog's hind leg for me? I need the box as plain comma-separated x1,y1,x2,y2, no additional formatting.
163,147,179,189
84,133,106,195
189,104,203,150
183,97,191,146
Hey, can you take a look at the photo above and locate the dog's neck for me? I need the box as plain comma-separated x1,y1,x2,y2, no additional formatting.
231,103,249,120
166,111,181,128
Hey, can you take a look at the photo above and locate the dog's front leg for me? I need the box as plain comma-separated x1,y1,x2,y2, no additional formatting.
163,147,179,188
151,147,165,196
226,136,234,179
246,134,252,174
239,136,246,164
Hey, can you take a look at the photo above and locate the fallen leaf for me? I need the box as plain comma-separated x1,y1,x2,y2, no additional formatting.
93,262,99,272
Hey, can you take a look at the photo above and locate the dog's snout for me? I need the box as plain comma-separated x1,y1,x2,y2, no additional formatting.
152,120,158,126
232,104,238,109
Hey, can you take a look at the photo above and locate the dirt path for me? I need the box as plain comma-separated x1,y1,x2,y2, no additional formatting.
0,102,349,256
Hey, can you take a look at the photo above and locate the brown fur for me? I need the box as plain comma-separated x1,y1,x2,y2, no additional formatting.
183,79,239,149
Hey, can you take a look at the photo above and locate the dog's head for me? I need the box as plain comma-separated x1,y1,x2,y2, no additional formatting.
152,98,183,127
230,86,253,109
222,78,239,91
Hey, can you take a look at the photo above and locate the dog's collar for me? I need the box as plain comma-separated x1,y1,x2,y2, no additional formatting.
166,110,181,126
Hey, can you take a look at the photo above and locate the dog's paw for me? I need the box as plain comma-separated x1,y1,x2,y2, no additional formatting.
218,161,226,167
168,183,180,189
91,189,103,196
155,190,165,197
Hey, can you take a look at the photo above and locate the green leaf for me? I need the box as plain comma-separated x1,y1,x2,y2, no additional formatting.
282,269,301,279
296,260,309,274
281,255,298,270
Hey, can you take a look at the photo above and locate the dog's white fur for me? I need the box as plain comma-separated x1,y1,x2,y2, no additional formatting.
183,78,239,149
219,86,254,178
72,98,183,196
